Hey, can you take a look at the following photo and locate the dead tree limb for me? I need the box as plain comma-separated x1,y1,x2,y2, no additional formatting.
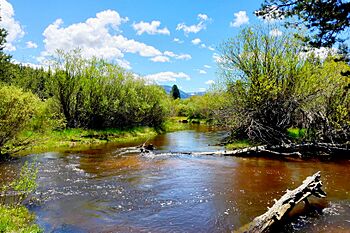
237,171,326,233
138,142,349,159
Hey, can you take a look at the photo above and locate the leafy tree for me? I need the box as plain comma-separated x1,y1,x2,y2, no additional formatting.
170,84,181,99
217,26,350,144
0,85,40,154
49,49,86,128
256,0,350,47
49,50,170,129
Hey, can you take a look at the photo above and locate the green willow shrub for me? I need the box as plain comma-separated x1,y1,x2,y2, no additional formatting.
49,50,170,130
170,92,228,123
296,58,350,142
28,98,66,133
217,25,350,144
0,85,40,154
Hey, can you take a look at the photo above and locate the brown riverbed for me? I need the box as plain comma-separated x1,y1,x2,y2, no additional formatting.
0,125,349,232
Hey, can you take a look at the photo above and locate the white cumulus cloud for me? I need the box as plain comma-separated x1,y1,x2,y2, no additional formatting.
191,38,201,45
144,71,190,83
150,56,170,63
26,41,38,49
269,28,282,37
300,47,337,60
148,51,191,63
175,54,191,60
164,50,192,60
204,65,211,69
208,46,215,51
132,20,170,35
198,69,207,74
173,38,184,44
230,11,249,27
0,0,25,51
176,13,211,36
198,14,209,21
212,53,223,63
205,80,215,85
40,10,166,69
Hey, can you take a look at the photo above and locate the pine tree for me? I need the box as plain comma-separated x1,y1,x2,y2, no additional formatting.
170,84,181,99
256,0,350,47
0,28,12,82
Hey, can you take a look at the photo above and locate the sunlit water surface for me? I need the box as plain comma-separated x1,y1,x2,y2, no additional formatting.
0,125,349,232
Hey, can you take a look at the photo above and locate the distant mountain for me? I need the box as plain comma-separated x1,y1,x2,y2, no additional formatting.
160,85,207,98
160,85,190,99
187,91,206,97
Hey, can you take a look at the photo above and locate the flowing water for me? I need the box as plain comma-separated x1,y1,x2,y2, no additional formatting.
0,125,350,232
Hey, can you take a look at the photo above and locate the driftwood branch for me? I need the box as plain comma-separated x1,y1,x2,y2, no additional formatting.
137,143,349,159
237,171,326,233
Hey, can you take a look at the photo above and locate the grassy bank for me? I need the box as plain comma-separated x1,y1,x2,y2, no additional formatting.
0,205,41,232
6,118,190,155
162,117,192,132
11,127,158,155
225,139,255,150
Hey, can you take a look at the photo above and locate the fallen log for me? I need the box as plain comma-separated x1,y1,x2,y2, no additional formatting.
138,142,349,159
237,171,326,233
139,145,302,157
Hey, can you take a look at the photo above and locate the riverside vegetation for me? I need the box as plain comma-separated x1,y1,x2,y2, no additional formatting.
1,26,349,156
0,28,177,231
0,161,41,232
0,0,349,230
171,27,350,153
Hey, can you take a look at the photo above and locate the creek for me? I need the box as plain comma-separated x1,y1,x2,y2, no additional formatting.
0,125,349,232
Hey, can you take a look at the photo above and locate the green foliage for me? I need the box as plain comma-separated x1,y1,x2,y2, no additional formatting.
49,50,169,129
0,28,12,83
10,162,38,195
1,161,38,206
287,128,306,139
28,98,66,133
162,117,191,132
0,28,11,63
170,92,228,124
0,205,41,233
217,25,350,144
5,64,51,99
0,161,40,232
218,26,304,143
170,84,181,99
14,126,160,154
256,0,350,47
226,140,254,150
0,85,40,154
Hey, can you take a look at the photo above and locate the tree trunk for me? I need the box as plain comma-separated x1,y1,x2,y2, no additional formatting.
237,171,326,233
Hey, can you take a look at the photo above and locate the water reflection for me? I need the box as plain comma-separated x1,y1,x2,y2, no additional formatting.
0,126,349,232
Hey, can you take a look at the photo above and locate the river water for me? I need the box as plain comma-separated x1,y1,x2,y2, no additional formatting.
0,125,350,232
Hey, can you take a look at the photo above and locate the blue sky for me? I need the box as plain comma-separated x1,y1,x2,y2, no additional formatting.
1,0,265,92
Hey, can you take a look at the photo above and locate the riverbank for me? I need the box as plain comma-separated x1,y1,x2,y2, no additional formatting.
6,118,193,156
0,205,41,232
225,139,255,149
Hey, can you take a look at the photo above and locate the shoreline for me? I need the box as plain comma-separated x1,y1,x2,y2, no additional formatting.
8,118,193,156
